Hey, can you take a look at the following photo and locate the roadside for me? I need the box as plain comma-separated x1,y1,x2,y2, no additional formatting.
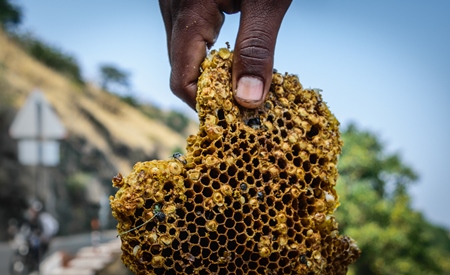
1,230,123,275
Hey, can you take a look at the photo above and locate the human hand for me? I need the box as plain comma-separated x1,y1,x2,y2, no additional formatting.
159,0,292,109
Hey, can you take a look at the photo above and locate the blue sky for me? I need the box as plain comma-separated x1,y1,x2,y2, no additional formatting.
15,0,450,229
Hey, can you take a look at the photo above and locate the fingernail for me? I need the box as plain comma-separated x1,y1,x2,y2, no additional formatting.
236,76,264,103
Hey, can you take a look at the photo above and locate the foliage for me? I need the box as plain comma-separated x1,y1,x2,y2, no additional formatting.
66,172,88,205
0,0,21,30
165,110,190,133
60,172,104,234
98,64,141,107
336,124,450,274
120,94,139,107
138,104,191,134
11,31,84,84
99,64,130,92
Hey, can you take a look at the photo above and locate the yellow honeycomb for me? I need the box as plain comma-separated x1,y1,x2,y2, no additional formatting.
110,48,361,274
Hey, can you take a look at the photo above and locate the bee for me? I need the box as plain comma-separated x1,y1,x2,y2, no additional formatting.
154,208,166,222
247,116,268,131
247,117,262,130
172,152,187,165
300,254,307,264
240,183,247,191
257,191,264,201
117,204,164,237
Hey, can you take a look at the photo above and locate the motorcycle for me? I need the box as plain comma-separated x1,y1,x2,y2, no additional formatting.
9,225,41,275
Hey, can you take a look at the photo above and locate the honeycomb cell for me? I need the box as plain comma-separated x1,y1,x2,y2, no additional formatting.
110,49,360,274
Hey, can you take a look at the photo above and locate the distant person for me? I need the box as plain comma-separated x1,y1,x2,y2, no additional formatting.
159,0,292,109
23,200,59,265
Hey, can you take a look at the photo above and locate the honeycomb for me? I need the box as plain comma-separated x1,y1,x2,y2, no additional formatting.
110,48,361,274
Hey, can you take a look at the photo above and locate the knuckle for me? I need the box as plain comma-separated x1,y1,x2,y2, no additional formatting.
170,74,184,96
170,73,195,98
175,7,223,44
238,35,272,63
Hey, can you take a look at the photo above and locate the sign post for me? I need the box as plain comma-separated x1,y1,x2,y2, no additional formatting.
9,90,67,211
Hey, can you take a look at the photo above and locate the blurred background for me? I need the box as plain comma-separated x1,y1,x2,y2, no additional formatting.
0,0,449,274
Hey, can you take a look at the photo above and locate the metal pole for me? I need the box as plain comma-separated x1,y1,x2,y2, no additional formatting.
36,99,43,201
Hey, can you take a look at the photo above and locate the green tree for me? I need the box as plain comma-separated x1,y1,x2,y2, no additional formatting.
12,32,83,83
336,124,450,274
99,64,130,92
165,110,190,133
0,0,21,30
98,64,141,107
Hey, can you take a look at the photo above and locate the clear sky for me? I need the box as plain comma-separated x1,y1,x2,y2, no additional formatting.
15,0,450,229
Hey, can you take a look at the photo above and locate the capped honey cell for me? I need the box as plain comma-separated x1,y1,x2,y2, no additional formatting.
110,49,360,275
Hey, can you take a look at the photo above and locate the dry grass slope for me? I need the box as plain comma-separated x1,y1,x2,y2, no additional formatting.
0,29,189,174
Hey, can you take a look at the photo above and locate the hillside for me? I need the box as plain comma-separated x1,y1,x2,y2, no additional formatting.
0,29,193,173
0,28,195,237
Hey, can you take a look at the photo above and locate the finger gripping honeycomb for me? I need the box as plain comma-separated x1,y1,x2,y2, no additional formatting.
110,48,361,274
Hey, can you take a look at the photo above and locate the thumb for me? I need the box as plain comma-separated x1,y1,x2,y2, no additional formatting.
233,0,291,109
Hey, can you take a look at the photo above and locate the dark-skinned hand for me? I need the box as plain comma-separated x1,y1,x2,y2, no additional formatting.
159,0,292,110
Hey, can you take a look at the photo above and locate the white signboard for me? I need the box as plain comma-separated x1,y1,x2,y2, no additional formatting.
10,90,66,139
9,90,66,166
17,140,60,166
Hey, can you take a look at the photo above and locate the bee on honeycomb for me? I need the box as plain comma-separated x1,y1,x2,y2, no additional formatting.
110,48,361,274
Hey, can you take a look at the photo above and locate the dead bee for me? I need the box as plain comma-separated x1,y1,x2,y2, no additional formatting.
300,254,307,264
257,191,264,201
240,183,247,191
247,116,268,131
117,204,164,237
154,208,166,222
172,152,187,165
247,117,262,130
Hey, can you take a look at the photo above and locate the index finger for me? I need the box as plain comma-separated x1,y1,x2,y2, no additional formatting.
168,3,225,109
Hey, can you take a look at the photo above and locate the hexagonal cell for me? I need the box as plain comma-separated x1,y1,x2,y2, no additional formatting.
236,234,247,245
194,194,204,204
225,218,236,229
217,224,226,235
235,158,244,168
248,260,259,270
193,183,203,193
226,229,237,239
202,186,213,197
293,156,302,167
237,171,245,181
219,173,229,184
274,201,285,212
260,214,269,225
209,168,220,179
245,240,254,250
243,215,253,227
269,252,280,262
252,209,261,220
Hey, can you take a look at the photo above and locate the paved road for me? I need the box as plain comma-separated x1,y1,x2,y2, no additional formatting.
0,241,13,274
0,230,118,275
